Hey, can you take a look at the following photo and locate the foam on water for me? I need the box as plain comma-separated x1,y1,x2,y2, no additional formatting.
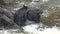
23,24,60,34
0,24,60,34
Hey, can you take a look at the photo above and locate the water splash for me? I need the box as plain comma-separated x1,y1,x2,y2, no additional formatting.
23,24,60,34
0,24,60,34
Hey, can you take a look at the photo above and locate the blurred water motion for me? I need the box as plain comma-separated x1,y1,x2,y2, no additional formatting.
0,24,60,34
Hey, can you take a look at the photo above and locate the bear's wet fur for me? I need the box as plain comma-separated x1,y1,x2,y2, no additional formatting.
14,5,43,31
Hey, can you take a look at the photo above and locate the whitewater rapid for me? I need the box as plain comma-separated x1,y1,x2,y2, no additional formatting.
23,24,60,34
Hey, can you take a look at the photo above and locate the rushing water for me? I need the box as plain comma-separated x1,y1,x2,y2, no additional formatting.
0,23,60,34
23,23,60,34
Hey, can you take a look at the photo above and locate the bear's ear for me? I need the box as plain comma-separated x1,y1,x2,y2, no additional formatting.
23,5,28,9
